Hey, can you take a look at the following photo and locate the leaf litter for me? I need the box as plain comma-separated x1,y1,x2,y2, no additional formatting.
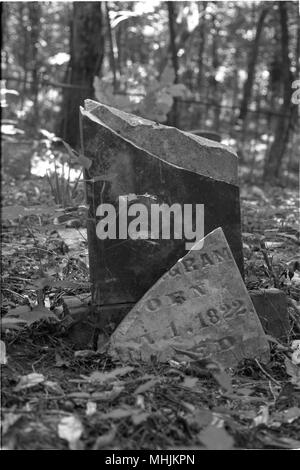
1,180,300,450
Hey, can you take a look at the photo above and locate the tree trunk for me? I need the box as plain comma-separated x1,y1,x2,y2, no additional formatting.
166,1,178,127
59,1,105,148
211,16,220,131
28,2,41,132
197,1,207,93
263,2,294,181
105,2,118,92
238,6,268,122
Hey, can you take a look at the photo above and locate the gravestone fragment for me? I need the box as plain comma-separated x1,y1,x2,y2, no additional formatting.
81,101,243,328
84,100,237,185
109,228,269,367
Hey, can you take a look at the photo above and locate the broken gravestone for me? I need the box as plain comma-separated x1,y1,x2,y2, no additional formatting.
81,100,243,329
84,100,237,185
109,227,270,367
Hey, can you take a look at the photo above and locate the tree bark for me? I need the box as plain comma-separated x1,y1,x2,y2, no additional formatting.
59,1,105,148
263,2,295,181
166,1,178,127
197,1,207,92
28,2,41,130
211,15,220,131
238,6,269,122
105,2,118,92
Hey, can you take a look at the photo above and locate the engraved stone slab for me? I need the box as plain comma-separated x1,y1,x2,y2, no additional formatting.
84,100,238,185
81,104,244,322
109,228,269,367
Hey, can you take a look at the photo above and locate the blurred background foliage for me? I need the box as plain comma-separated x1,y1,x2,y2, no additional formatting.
1,1,299,184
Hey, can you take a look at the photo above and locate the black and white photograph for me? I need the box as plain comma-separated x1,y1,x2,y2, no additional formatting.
1,0,300,453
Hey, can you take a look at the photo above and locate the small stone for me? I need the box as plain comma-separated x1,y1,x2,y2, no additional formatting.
249,289,290,342
109,228,269,367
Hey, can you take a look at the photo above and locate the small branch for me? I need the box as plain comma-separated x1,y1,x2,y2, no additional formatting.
255,359,281,386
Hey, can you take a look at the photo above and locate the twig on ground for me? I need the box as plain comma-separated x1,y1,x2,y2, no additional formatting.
254,359,281,386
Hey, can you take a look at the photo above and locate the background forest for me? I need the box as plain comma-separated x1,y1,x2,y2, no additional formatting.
2,0,299,183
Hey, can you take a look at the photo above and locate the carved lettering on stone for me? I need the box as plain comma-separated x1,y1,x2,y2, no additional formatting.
109,227,269,367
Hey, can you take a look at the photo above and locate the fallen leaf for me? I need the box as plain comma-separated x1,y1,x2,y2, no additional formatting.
134,378,160,395
212,370,233,394
1,413,21,435
292,349,300,365
198,425,234,450
253,405,269,426
74,350,96,358
0,340,7,365
131,412,149,425
3,305,57,328
86,401,97,416
100,408,135,420
257,430,300,449
55,352,70,367
68,392,90,399
44,380,63,394
185,409,213,430
181,377,199,389
91,386,124,401
2,205,56,220
285,357,300,387
292,340,300,351
235,387,253,396
136,394,145,409
58,415,83,450
282,407,300,423
92,427,116,450
87,366,134,384
14,373,45,391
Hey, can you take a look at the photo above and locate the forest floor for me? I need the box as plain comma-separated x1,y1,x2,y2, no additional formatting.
1,174,300,450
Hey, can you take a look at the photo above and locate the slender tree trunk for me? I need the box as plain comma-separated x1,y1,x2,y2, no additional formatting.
59,2,105,148
263,2,294,181
238,6,269,122
211,16,220,131
116,21,123,80
197,1,207,93
28,2,41,131
105,2,118,92
166,1,178,127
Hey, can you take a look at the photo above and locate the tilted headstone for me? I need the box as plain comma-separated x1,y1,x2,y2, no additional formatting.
109,228,269,367
81,101,243,327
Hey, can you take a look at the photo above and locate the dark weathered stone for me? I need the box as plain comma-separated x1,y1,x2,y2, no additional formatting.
61,294,94,348
81,103,243,326
109,228,269,366
250,289,290,342
84,100,238,185
61,294,131,348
